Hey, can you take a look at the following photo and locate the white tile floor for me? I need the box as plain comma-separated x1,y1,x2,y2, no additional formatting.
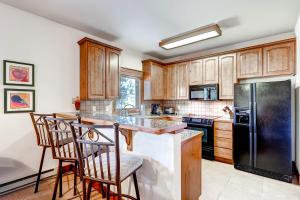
201,159,300,200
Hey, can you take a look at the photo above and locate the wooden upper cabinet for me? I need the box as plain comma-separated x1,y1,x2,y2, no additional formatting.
237,48,263,79
263,42,295,77
218,53,236,100
151,63,164,99
203,57,219,84
78,37,122,100
177,62,190,100
143,61,165,100
166,65,177,100
189,59,203,85
106,48,120,99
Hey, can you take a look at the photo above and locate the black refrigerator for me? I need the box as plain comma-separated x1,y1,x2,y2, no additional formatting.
233,80,292,182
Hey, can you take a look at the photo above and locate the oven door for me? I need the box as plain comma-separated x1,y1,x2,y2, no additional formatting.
185,123,213,147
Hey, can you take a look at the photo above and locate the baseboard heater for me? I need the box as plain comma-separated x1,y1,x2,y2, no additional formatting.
0,169,54,195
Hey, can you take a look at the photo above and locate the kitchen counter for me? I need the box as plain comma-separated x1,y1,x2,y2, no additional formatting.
56,112,202,200
56,112,186,134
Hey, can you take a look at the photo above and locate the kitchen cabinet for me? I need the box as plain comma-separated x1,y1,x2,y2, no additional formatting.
203,56,219,84
218,53,236,100
143,61,165,100
214,120,233,164
78,37,121,100
237,48,263,79
263,42,295,77
177,62,190,100
165,64,177,100
189,59,203,85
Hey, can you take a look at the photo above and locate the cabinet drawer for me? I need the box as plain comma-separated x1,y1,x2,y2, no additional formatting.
215,147,232,160
215,129,232,139
214,122,232,131
215,137,232,149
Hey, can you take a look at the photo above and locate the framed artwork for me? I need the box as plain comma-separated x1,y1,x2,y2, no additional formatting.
4,89,35,113
3,60,34,86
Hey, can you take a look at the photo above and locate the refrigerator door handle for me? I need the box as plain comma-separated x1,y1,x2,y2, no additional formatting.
249,102,253,167
253,101,257,168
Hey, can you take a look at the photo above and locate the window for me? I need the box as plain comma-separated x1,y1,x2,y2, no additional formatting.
116,76,141,109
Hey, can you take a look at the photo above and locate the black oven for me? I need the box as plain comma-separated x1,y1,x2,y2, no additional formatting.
183,117,215,160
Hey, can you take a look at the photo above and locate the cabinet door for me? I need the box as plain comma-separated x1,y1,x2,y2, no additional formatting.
105,48,120,99
88,43,106,99
219,53,236,100
151,63,164,99
189,59,203,85
177,62,189,99
237,48,262,79
203,57,219,84
166,65,177,100
263,42,295,77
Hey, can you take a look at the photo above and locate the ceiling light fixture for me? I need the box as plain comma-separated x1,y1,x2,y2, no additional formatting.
159,24,222,50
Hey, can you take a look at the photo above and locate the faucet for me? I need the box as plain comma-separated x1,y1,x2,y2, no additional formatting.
120,104,135,116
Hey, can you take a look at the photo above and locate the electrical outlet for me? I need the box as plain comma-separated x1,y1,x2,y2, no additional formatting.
92,106,97,112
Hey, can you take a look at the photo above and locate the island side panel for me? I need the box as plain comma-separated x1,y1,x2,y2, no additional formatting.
181,134,202,200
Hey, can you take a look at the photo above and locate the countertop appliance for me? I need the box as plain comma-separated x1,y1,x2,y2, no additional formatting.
189,84,218,101
163,107,175,114
233,80,292,182
151,104,160,115
182,115,220,160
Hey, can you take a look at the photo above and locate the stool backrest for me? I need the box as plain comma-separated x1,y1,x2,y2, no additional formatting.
70,122,121,184
44,116,81,161
30,113,55,147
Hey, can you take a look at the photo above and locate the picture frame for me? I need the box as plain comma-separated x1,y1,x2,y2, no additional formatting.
3,60,34,86
4,89,35,113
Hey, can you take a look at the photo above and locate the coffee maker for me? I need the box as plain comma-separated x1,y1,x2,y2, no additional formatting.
151,104,160,115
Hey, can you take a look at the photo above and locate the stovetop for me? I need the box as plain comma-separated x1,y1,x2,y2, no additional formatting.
182,114,221,125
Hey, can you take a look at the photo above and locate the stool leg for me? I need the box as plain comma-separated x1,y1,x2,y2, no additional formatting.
133,172,140,200
82,178,87,200
106,184,110,200
34,146,46,193
52,160,62,200
59,161,63,197
116,184,122,200
87,180,92,200
73,162,77,196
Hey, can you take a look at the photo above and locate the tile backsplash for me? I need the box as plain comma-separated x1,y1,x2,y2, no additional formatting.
80,99,233,118
163,100,233,117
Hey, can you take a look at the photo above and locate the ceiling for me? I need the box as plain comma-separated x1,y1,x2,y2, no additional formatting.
1,0,300,60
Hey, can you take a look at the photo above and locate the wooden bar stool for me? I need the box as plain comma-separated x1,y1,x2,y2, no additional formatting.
29,112,55,193
70,122,143,200
43,116,82,200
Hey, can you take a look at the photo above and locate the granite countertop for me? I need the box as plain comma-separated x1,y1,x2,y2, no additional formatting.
56,112,187,134
180,129,203,142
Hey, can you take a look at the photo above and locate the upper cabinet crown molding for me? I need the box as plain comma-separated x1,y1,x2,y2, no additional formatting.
79,38,121,100
263,42,295,77
237,48,263,79
78,37,122,52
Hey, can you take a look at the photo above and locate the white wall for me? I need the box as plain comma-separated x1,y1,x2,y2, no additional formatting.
295,13,300,172
0,3,146,186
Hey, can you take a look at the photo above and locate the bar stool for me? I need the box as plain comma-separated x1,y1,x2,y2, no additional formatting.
70,122,143,200
29,113,55,193
43,116,82,200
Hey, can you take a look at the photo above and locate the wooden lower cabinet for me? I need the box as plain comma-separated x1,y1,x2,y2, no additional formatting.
214,121,233,164
181,134,201,200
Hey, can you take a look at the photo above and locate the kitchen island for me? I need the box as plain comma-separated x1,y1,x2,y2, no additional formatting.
56,112,202,200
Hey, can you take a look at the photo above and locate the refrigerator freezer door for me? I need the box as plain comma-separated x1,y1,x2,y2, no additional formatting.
233,83,253,169
255,80,292,178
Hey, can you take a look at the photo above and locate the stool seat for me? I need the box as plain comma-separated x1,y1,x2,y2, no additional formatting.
87,153,143,181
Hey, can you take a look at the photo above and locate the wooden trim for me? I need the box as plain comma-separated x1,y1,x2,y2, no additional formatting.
77,37,122,52
120,67,143,78
142,38,296,66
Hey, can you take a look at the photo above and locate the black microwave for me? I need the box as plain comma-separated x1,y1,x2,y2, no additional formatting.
189,84,218,101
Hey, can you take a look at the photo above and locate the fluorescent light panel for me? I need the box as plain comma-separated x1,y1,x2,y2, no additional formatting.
159,24,221,50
